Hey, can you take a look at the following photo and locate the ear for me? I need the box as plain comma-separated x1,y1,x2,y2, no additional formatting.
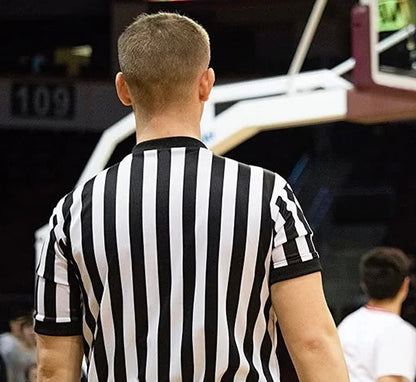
359,281,367,295
115,72,133,106
400,276,410,297
199,68,215,102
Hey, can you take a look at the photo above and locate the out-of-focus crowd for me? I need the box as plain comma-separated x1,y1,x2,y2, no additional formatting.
0,303,36,382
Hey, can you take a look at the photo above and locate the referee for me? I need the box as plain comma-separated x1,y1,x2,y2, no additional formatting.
34,12,349,381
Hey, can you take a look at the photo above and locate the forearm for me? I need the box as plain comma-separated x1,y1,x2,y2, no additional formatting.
286,324,349,381
272,272,349,381
37,334,83,382
38,364,81,382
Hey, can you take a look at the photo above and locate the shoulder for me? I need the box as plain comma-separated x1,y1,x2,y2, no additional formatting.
395,316,416,336
213,152,287,189
61,154,133,207
338,307,368,332
75,154,133,191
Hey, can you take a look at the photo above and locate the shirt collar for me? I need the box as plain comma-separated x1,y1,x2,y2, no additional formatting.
132,136,207,155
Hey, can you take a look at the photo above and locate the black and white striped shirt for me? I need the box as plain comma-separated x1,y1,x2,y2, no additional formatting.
35,136,321,381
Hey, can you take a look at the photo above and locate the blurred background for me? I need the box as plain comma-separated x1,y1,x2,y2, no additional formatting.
1,0,415,334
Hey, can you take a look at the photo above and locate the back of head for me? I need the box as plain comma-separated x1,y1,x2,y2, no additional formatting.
118,12,211,113
360,246,410,300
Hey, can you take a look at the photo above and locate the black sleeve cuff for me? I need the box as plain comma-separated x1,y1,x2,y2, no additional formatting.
35,319,82,336
270,257,322,284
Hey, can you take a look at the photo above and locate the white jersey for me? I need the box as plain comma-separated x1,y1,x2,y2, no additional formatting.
338,306,416,382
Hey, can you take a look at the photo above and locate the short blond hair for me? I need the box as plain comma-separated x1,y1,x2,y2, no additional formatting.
118,12,210,113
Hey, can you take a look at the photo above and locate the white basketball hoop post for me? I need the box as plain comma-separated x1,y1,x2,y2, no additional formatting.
287,0,328,93
332,24,416,76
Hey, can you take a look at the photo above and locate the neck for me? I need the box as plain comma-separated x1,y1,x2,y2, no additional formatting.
366,298,401,315
134,102,203,144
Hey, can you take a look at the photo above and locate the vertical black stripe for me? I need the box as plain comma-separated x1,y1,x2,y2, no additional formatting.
204,156,225,382
245,171,274,380
81,178,104,303
221,163,251,381
43,214,58,321
82,337,90,368
67,262,82,327
284,184,318,259
61,192,96,364
61,193,82,326
282,240,300,264
156,149,172,380
276,194,302,265
306,235,318,258
77,177,102,354
62,192,74,251
260,300,274,381
129,154,148,381
181,148,199,381
103,164,127,382
93,318,109,381
283,184,313,235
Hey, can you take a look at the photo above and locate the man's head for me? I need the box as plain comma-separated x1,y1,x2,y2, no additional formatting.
360,246,410,301
8,304,33,340
117,12,213,116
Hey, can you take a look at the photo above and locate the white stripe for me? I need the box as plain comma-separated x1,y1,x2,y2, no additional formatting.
270,175,288,249
252,240,277,379
234,166,263,380
215,158,238,378
69,185,94,350
288,186,316,252
283,187,309,237
142,150,160,382
37,235,48,279
192,149,213,380
272,173,287,193
270,179,286,251
90,169,115,380
87,349,99,381
85,170,108,358
69,186,84,262
53,199,69,285
271,175,295,267
115,155,138,379
272,245,289,268
55,283,71,322
55,316,72,323
295,236,314,261
169,148,186,381
100,283,116,380
35,197,65,321
273,214,288,248
53,198,67,252
37,197,65,278
92,170,109,286
35,277,46,321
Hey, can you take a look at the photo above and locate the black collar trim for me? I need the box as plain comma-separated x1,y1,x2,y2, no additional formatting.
132,136,207,154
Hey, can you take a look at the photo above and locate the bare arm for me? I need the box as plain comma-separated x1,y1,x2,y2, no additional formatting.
271,271,349,382
37,334,83,382
378,377,407,382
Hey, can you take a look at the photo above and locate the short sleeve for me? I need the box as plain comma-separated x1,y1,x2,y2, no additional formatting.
373,323,416,381
269,177,321,284
34,195,83,336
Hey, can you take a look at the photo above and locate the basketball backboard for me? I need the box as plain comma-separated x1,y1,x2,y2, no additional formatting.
364,0,416,90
